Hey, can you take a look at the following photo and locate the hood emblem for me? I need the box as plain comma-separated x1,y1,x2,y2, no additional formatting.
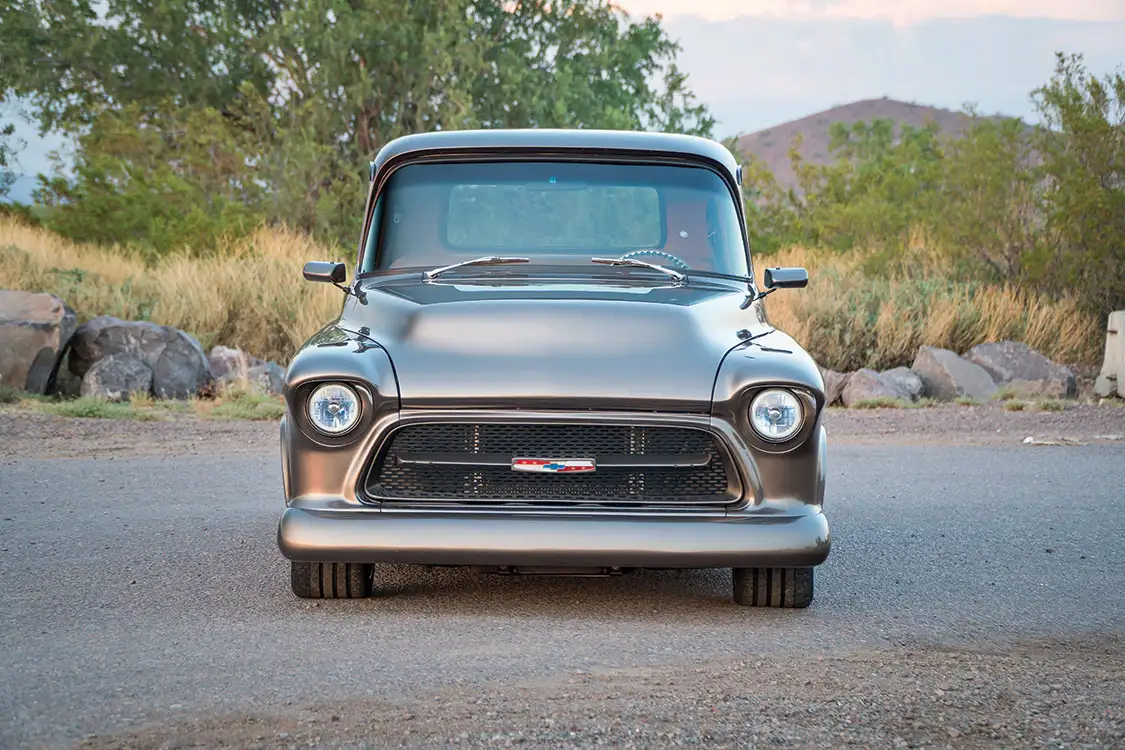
511,458,596,474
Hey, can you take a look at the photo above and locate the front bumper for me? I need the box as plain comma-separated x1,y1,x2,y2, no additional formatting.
277,508,831,568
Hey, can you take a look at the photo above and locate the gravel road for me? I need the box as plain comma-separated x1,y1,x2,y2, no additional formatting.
1,407,1124,748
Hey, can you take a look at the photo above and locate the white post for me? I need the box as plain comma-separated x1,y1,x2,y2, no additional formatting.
1094,310,1125,399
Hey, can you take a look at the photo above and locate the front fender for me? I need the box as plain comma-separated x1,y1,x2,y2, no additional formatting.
281,325,400,505
711,332,827,508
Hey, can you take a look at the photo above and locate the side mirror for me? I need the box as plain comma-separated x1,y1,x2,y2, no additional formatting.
764,267,809,289
303,261,347,284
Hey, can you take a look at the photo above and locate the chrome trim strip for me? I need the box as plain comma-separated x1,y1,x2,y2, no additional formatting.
395,450,711,469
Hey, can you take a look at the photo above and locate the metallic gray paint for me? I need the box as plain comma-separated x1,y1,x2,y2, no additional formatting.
277,130,831,573
339,276,769,411
277,509,830,568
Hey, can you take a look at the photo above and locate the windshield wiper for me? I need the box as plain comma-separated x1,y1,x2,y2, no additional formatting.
423,256,530,281
590,257,686,282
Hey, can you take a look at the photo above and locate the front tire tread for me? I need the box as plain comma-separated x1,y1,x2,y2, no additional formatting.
291,561,372,599
732,566,814,608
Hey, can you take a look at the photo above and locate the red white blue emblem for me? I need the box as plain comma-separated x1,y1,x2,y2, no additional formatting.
511,458,596,474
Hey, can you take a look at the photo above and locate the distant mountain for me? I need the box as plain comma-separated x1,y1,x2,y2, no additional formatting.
732,97,1012,191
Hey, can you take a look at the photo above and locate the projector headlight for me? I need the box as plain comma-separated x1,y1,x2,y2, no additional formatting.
749,388,804,442
307,383,361,435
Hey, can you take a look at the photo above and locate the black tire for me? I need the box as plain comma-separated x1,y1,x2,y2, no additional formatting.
290,561,372,599
732,567,813,608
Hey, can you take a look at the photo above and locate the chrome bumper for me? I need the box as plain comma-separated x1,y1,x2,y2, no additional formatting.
277,508,831,568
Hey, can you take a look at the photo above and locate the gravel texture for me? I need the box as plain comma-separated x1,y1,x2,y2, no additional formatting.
76,637,1125,749
1,401,1123,459
1,405,1123,749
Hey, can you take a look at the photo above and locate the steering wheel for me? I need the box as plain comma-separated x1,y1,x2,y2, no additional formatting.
619,250,691,270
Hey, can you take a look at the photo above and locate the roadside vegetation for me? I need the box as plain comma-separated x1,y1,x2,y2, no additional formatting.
0,219,341,364
1,216,1102,369
0,3,1120,374
730,53,1124,321
0,382,285,422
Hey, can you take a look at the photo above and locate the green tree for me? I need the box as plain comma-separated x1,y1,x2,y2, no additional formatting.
935,112,1041,280
0,96,24,200
1029,52,1125,312
36,102,266,253
0,122,17,199
786,119,945,250
1,0,713,251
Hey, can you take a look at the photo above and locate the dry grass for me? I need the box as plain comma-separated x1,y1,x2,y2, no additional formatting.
757,246,1103,371
11,385,284,421
0,218,343,364
2,216,1105,370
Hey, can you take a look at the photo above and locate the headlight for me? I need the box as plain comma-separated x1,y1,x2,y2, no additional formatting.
749,388,804,442
307,383,361,435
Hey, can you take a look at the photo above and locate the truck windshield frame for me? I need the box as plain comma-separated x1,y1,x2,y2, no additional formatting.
358,160,750,278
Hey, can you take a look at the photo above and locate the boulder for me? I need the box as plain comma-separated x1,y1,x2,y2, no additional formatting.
69,316,211,399
1094,311,1125,399
880,367,925,401
246,362,284,396
0,290,77,394
841,368,915,407
964,341,1077,399
912,346,997,401
217,360,284,396
208,345,263,380
80,354,153,402
818,366,852,406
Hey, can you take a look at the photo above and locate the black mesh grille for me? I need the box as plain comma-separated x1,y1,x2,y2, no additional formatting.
365,423,736,508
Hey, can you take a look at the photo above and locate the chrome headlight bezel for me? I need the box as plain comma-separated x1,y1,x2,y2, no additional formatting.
748,387,806,443
306,382,362,436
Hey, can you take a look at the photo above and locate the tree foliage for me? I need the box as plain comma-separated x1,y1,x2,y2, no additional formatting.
0,0,712,252
729,52,1125,313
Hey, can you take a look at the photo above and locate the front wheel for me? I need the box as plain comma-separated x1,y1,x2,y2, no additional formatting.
732,567,813,608
291,561,372,599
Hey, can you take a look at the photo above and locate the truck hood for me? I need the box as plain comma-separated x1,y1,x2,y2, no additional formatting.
342,276,764,411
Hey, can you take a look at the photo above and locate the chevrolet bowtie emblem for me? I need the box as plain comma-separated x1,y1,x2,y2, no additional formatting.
511,458,596,473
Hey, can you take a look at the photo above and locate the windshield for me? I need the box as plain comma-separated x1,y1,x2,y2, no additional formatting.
360,161,749,277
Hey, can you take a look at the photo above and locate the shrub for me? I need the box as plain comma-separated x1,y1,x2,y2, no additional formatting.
0,218,343,365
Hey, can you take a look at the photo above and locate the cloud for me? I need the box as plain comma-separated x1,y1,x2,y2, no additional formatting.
618,0,1125,25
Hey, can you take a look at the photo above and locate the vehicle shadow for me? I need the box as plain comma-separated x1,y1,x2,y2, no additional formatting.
306,563,818,621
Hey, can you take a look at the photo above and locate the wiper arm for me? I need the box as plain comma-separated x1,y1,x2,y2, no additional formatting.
591,257,685,282
423,256,530,281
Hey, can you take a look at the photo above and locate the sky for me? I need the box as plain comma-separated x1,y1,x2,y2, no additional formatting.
3,0,1124,200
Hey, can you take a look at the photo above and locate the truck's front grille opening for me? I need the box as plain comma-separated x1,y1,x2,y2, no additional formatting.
364,423,738,509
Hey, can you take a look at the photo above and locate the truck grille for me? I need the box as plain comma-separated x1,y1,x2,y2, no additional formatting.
365,423,737,508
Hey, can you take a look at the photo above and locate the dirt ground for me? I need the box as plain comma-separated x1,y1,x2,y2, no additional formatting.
2,402,1123,459
76,636,1124,749
6,402,1124,749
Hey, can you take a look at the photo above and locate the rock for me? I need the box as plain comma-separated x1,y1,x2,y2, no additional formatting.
912,346,997,401
964,341,1077,398
818,367,852,406
841,368,915,407
880,367,925,400
208,345,263,380
69,316,211,399
219,361,284,396
1094,373,1119,398
0,290,77,394
247,362,285,396
1094,311,1125,399
80,354,153,401
151,333,212,399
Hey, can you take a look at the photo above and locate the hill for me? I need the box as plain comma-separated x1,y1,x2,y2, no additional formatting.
733,97,1006,190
